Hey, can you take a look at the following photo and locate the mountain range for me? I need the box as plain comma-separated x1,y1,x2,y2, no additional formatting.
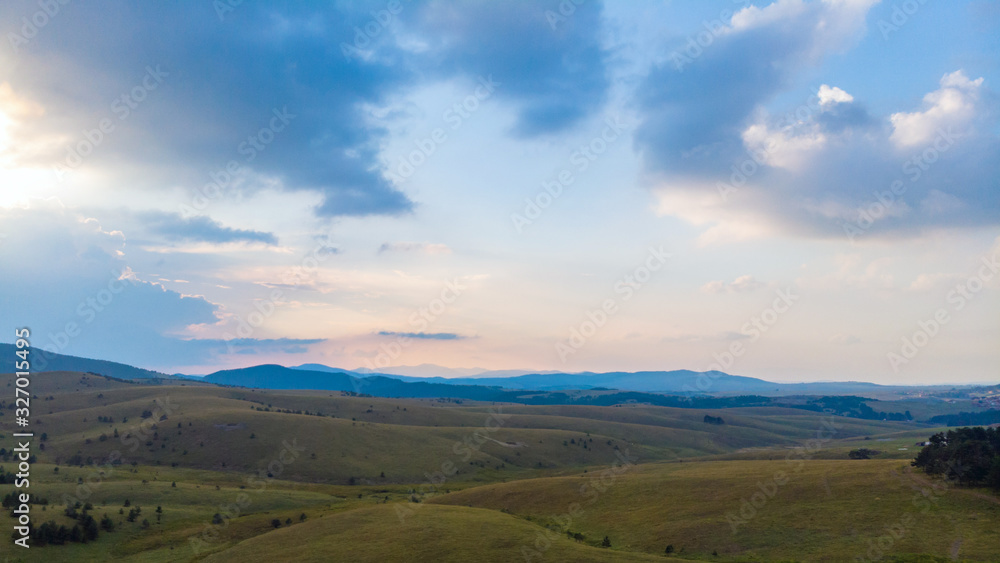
3,344,985,399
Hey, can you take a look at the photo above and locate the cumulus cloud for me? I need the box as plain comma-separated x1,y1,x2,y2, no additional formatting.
638,0,999,242
638,0,876,176
890,71,984,149
0,202,317,367
817,84,854,107
649,68,998,240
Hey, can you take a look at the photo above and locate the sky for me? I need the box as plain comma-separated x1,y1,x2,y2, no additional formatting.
0,0,997,384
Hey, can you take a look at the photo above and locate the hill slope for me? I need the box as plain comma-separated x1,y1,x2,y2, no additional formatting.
0,342,174,379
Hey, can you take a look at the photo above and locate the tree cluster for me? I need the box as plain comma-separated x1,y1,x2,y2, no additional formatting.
912,427,1000,489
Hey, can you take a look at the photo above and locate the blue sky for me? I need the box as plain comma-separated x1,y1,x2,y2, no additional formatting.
0,0,997,383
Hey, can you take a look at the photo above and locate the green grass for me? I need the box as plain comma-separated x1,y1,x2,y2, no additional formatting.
200,504,680,563
432,459,1000,561
2,371,996,562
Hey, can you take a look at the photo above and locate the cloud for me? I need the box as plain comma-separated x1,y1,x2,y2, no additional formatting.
649,66,1000,241
634,1,1000,241
905,272,965,292
890,71,983,149
0,202,222,364
401,0,610,136
0,2,416,217
0,1,613,217
377,331,464,340
817,84,854,107
701,275,764,293
637,0,876,176
210,338,325,356
123,210,277,245
377,241,452,254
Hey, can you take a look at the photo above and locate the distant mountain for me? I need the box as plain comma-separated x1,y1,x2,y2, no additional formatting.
203,364,528,402
343,363,564,378
290,363,361,376
0,343,174,380
290,363,902,396
0,345,952,399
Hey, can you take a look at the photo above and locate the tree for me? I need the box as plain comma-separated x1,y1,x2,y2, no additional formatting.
601,536,611,547
271,518,281,528
82,515,99,541
665,544,675,554
913,427,1000,488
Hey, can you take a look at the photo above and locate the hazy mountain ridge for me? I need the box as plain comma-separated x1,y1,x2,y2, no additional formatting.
0,343,175,380
2,345,985,399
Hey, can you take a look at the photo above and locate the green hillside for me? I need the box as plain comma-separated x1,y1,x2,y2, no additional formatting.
2,371,997,562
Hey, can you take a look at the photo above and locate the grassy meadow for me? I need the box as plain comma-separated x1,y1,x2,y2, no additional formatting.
1,372,997,562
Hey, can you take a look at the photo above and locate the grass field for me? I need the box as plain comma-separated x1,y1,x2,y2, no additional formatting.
2,372,997,562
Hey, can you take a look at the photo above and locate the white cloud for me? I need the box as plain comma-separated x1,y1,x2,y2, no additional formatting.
889,70,983,149
701,274,765,293
817,84,854,107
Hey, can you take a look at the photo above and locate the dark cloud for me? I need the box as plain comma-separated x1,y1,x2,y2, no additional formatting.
377,331,463,340
1,1,610,219
402,0,610,136
1,1,415,217
136,210,277,245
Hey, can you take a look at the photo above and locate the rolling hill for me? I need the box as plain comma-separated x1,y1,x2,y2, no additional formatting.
0,343,175,380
